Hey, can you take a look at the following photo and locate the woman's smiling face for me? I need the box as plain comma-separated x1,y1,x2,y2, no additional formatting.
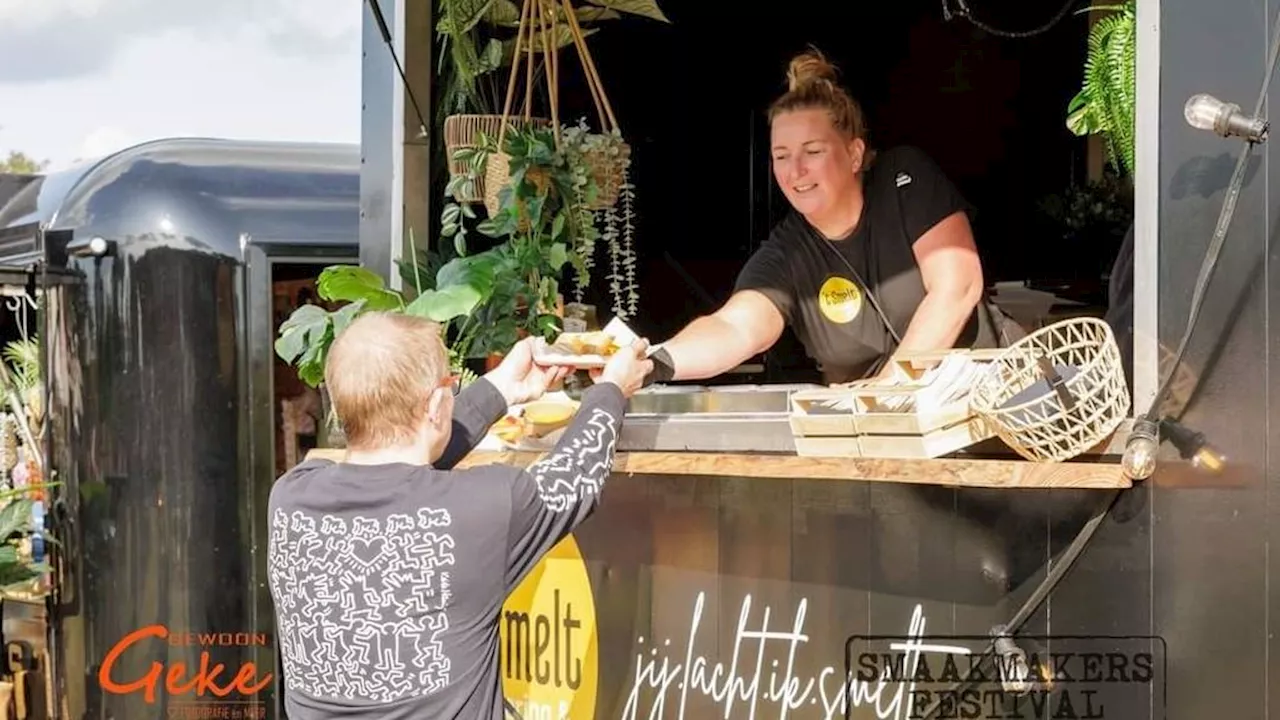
770,107,866,224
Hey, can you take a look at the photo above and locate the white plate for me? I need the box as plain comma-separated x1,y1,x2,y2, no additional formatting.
532,317,660,367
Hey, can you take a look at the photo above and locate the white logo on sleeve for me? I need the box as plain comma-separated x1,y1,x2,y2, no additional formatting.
895,172,913,187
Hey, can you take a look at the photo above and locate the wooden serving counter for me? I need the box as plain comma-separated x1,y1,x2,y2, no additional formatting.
305,447,1133,489
299,426,1228,720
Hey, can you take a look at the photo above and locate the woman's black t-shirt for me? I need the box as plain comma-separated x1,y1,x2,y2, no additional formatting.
735,145,1001,384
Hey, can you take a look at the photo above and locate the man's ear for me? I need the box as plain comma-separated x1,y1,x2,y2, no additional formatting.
425,388,449,429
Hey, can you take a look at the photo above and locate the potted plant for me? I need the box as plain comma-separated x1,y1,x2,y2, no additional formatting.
437,0,669,203
274,251,496,444
442,124,584,365
0,327,57,603
275,127,583,416
561,119,638,320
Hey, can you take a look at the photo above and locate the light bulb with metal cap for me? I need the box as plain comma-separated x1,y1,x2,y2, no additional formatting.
992,634,1033,695
1184,93,1270,142
1121,417,1160,481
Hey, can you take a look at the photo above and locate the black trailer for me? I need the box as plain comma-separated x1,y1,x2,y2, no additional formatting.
0,137,362,719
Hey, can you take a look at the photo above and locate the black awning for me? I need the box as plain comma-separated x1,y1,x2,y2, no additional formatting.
0,263,79,289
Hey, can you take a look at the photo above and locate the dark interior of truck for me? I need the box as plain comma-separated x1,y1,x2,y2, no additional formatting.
557,0,1132,381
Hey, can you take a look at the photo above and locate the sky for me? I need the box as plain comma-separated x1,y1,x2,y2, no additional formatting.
0,0,362,171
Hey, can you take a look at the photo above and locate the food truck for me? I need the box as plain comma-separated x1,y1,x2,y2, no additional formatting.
0,138,360,718
0,0,1274,716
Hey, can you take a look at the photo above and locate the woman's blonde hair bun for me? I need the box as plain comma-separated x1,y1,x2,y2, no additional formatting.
769,45,872,160
786,47,839,92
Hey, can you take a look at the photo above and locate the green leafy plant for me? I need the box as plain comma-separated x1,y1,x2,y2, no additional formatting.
560,119,638,318
274,258,488,388
440,124,591,352
0,482,56,599
277,116,624,397
1067,0,1136,176
0,323,54,601
435,0,670,119
1038,172,1134,239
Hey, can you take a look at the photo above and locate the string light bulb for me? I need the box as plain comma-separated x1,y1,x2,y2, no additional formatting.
1184,94,1269,142
1121,418,1160,481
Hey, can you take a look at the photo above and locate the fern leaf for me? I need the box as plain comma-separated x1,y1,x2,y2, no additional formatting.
1067,0,1137,175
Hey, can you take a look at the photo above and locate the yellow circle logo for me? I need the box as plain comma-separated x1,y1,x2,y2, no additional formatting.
499,534,597,720
818,276,863,324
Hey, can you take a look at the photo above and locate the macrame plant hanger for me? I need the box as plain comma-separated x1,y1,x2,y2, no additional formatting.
484,0,625,216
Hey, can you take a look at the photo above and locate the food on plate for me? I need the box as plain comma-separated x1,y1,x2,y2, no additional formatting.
523,402,576,426
490,399,581,446
522,400,579,437
557,331,621,357
492,415,528,444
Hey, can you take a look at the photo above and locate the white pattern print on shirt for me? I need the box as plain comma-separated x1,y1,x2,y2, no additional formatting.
527,407,618,512
268,506,455,703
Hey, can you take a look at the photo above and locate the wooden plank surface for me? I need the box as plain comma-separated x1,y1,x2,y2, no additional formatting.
304,448,1131,489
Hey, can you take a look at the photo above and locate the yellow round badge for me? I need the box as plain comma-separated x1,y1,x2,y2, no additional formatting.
818,276,863,324
499,534,597,720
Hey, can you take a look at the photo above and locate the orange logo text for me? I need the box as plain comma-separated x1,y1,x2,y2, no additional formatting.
98,625,273,704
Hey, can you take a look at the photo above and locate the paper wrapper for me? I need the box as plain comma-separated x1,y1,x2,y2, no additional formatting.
532,317,661,368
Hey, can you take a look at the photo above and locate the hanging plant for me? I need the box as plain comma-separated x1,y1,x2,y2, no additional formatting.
435,0,669,204
561,120,639,320
1066,0,1136,176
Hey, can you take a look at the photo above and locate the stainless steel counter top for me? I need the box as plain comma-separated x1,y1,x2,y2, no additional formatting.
615,382,1129,458
618,383,819,453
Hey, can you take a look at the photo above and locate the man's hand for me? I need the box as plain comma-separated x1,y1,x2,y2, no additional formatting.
485,337,572,406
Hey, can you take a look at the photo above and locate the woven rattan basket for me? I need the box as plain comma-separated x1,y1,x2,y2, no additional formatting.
969,317,1131,463
481,0,628,215
483,152,555,229
483,149,513,219
445,114,549,204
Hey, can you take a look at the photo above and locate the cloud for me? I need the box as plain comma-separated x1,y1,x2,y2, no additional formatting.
0,0,361,169
0,0,359,83
78,126,137,162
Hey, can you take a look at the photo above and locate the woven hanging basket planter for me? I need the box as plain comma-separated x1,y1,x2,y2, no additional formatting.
444,114,550,204
483,0,630,214
482,149,513,220
484,151,554,231
580,139,630,209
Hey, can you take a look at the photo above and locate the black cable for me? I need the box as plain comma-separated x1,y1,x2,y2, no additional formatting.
914,489,1121,719
363,0,430,139
1143,139,1255,421
942,0,1078,38
916,9,1280,719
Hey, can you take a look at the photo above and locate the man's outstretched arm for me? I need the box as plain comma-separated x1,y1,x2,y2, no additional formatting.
502,381,626,590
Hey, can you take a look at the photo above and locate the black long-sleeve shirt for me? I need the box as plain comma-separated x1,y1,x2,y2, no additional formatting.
266,378,626,719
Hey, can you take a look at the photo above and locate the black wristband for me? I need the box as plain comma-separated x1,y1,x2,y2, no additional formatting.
643,346,676,387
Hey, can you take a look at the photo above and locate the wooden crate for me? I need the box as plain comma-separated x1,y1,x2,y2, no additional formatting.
789,349,1004,459
789,387,860,438
792,435,863,458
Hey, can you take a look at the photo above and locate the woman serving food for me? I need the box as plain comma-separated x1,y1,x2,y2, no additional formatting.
645,48,1023,386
